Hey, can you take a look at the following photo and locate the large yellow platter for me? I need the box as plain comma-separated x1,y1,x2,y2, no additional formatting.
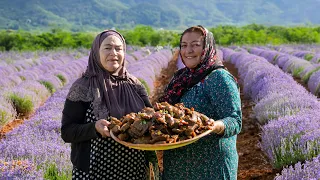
110,129,213,151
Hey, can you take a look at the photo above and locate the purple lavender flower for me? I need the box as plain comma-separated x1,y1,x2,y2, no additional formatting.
275,54,290,69
0,65,18,76
308,69,320,96
301,65,320,83
131,50,148,60
17,80,51,102
275,153,320,179
222,48,320,172
0,78,17,89
38,75,63,94
15,70,40,81
311,54,320,63
0,97,16,127
0,85,73,178
52,70,70,86
125,54,136,65
0,159,43,179
254,91,320,124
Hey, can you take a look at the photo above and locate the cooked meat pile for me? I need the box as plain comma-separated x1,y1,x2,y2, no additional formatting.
109,102,214,144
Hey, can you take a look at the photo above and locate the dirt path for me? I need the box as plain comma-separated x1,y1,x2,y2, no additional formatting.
0,112,34,140
236,93,279,180
0,119,24,139
224,62,279,179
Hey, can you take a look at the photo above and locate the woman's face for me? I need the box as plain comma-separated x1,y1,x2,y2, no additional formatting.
180,32,204,69
99,35,124,73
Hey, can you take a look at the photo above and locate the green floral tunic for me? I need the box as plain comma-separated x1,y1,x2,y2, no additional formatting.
162,69,242,180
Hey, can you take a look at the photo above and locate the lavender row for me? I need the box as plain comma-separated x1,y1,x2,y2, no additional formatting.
275,153,320,180
0,57,88,128
222,48,320,173
247,47,320,96
0,86,72,179
0,48,169,128
0,47,156,90
0,48,173,178
279,44,320,53
0,48,151,89
0,49,89,77
125,48,152,65
0,55,86,89
127,49,173,93
273,45,320,63
125,46,169,65
261,109,320,169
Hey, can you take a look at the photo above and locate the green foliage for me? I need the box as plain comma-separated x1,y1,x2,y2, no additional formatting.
119,25,179,47
272,54,279,63
56,74,67,86
0,109,13,126
138,78,150,95
19,76,26,81
44,163,71,180
273,134,320,169
302,67,320,83
9,94,34,115
273,137,304,169
39,81,56,94
0,29,95,51
304,54,314,61
1,25,320,51
292,67,304,78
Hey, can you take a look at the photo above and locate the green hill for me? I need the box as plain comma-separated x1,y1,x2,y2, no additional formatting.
1,0,320,31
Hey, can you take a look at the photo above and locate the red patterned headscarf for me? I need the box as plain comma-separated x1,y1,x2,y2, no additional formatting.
159,25,224,104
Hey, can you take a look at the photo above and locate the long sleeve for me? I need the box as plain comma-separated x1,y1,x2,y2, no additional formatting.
204,69,242,138
163,69,241,180
61,99,99,143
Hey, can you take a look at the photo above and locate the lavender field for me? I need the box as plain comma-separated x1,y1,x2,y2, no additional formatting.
222,45,320,179
0,47,172,179
0,44,320,179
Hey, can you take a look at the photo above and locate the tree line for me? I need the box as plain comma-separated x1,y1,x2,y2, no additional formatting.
1,24,320,51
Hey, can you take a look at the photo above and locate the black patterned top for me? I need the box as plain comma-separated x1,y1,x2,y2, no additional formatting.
72,103,147,180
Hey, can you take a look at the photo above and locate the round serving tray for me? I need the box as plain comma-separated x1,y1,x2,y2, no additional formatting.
110,129,213,151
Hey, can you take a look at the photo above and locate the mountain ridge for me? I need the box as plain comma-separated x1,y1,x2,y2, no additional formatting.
1,0,320,31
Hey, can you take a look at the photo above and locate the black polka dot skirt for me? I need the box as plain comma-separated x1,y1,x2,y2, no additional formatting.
72,104,147,180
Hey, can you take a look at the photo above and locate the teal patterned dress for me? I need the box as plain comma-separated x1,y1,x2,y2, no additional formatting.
162,69,242,180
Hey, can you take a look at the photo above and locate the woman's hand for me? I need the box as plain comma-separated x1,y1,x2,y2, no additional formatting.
95,119,111,137
209,119,225,135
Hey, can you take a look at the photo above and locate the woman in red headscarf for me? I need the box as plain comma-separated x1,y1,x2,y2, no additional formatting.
159,25,242,180
61,30,158,179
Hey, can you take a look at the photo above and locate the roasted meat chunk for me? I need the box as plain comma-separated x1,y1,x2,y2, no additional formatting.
110,102,214,144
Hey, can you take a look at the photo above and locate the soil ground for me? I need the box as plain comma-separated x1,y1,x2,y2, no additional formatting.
224,62,280,180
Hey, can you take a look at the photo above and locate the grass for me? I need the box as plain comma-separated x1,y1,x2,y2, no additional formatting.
9,93,34,116
302,67,320,83
44,163,72,180
39,81,56,94
138,78,150,95
304,54,314,61
56,74,67,86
